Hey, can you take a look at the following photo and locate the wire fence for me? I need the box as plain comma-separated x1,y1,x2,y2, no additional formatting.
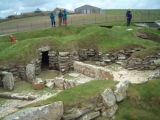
0,13,160,35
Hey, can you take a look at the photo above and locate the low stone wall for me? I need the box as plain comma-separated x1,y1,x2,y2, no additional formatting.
125,53,160,70
4,81,130,120
98,48,143,66
73,61,114,80
78,49,101,61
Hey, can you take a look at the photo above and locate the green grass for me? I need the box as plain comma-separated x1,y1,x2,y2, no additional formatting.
23,79,160,120
28,80,117,107
115,79,160,120
0,22,160,65
0,80,58,95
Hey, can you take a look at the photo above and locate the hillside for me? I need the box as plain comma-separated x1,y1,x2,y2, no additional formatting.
0,22,160,65
0,19,160,119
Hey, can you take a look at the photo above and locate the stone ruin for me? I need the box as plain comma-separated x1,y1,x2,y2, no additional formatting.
1,45,160,119
4,80,131,120
0,46,160,91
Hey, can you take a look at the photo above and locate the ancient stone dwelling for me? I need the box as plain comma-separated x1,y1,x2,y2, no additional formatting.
0,46,160,90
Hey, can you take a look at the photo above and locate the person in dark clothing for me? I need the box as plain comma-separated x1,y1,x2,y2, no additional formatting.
62,9,67,26
58,10,63,26
50,12,56,27
126,9,132,27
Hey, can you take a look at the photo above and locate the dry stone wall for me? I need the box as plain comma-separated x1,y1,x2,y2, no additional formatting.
74,61,114,80
125,53,160,70
98,48,143,66
0,47,160,86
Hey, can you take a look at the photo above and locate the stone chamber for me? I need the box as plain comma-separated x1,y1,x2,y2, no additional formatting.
0,46,160,90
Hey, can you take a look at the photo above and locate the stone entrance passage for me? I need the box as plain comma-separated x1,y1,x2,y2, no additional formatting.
41,51,49,69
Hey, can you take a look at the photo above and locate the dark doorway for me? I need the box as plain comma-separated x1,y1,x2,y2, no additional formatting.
41,51,49,69
100,25,113,29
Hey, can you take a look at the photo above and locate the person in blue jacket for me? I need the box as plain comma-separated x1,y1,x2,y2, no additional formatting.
50,12,56,27
62,9,67,26
126,9,132,26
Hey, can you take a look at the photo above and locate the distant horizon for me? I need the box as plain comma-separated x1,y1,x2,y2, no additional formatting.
0,0,160,18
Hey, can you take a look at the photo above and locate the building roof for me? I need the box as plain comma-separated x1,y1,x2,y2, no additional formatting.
35,8,42,12
75,4,101,10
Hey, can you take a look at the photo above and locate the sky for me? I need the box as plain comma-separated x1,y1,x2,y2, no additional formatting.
0,0,160,18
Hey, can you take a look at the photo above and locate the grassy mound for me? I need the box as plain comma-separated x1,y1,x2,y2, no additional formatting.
115,79,160,120
0,22,160,65
26,79,160,120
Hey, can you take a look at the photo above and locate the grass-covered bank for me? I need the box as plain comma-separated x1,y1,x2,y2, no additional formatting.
28,80,117,107
24,79,160,120
0,22,160,65
115,79,160,120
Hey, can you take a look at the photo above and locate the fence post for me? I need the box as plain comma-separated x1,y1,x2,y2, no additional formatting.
45,21,46,28
71,18,72,26
83,17,85,25
154,13,155,21
31,22,32,30
106,15,107,22
95,16,96,23
2,26,3,34
17,24,18,32
1,26,3,35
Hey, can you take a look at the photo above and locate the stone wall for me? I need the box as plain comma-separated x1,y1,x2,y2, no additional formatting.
74,61,114,80
78,49,101,61
0,47,160,87
98,48,143,66
124,53,160,70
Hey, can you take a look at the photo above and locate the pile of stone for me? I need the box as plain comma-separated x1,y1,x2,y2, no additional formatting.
4,81,130,120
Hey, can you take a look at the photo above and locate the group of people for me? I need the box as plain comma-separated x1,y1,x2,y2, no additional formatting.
50,9,67,27
50,8,132,28
9,9,132,42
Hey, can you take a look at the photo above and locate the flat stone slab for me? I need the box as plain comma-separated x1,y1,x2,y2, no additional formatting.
118,71,127,75
68,73,80,77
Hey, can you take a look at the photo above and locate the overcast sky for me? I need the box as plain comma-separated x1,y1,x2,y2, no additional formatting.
0,0,160,18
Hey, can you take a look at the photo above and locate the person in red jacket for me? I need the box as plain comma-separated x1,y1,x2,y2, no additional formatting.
9,35,17,42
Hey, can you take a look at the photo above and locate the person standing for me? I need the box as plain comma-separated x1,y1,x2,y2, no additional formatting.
126,9,132,27
58,10,63,26
50,12,56,27
62,9,67,26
